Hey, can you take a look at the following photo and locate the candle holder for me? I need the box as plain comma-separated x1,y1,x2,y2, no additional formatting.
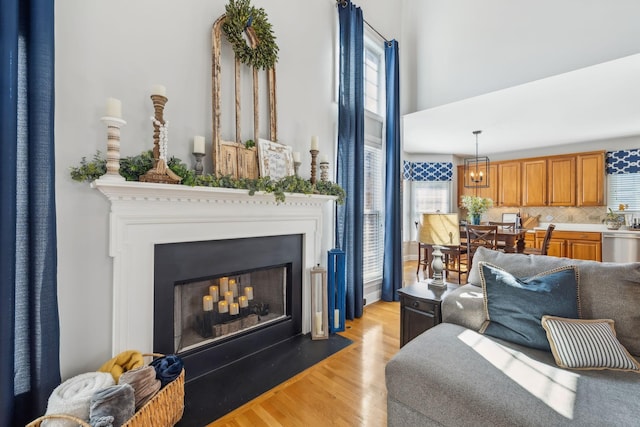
310,265,329,340
98,116,127,181
320,161,329,182
294,160,302,177
193,152,204,176
310,149,319,184
139,94,182,184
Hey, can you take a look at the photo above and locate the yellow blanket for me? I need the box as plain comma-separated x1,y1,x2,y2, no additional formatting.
98,350,144,382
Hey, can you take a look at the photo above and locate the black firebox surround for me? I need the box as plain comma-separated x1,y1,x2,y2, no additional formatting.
154,234,303,381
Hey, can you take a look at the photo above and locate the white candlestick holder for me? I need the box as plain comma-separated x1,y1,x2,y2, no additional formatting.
320,161,329,182
193,152,204,176
99,116,127,181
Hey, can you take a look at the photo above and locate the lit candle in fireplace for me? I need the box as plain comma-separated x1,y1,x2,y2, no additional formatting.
218,300,228,313
244,286,254,300
209,285,219,302
238,295,248,308
229,279,238,297
224,291,234,305
219,277,229,294
230,303,239,315
202,295,213,311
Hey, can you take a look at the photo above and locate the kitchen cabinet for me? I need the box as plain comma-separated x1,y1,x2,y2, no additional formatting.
457,164,497,204
535,230,601,261
497,162,521,207
524,232,535,250
522,159,547,206
456,150,604,208
547,156,576,206
577,152,605,206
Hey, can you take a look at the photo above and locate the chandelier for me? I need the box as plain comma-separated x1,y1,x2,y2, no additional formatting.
463,130,490,189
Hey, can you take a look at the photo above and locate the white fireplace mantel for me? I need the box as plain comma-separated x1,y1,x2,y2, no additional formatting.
92,179,335,355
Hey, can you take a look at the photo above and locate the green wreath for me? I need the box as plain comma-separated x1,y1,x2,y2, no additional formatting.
222,0,279,70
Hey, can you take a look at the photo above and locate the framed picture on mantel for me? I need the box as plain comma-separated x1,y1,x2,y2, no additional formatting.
257,139,295,180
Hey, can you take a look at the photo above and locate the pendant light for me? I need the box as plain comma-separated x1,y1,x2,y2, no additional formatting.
463,130,490,189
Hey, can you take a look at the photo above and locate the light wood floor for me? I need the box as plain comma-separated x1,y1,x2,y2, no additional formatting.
208,262,422,427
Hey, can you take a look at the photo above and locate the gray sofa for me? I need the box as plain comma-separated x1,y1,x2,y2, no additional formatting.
386,247,640,427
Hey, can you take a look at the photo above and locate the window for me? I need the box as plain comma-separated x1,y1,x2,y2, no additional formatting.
363,34,385,285
608,174,640,211
409,181,452,240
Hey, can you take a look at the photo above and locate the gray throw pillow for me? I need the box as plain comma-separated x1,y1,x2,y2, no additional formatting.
479,262,580,351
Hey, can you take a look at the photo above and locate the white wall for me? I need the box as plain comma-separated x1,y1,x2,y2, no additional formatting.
406,0,640,110
55,0,403,378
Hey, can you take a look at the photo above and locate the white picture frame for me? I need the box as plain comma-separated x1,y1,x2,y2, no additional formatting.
257,139,295,179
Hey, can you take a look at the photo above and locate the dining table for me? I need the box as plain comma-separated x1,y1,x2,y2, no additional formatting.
494,227,528,253
417,226,529,278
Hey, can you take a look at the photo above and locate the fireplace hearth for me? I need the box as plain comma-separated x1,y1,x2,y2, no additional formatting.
154,235,302,380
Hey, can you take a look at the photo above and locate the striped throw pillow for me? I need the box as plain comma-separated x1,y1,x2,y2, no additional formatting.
541,316,640,372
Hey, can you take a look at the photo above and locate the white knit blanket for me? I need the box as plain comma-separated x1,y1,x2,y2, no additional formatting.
43,372,115,427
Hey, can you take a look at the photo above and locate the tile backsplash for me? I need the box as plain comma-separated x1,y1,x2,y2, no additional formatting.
484,206,608,225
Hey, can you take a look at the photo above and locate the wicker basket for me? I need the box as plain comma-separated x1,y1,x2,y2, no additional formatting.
26,354,185,427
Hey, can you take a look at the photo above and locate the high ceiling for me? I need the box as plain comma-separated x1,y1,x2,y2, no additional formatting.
402,53,640,156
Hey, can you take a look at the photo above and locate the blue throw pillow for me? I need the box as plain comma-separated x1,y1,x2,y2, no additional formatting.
478,262,581,351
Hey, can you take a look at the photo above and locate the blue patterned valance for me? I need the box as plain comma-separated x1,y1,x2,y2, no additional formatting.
607,149,640,174
403,161,453,181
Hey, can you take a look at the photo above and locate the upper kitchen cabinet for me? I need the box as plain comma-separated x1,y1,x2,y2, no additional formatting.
547,156,576,206
522,159,547,206
497,161,521,207
456,164,497,204
577,151,605,206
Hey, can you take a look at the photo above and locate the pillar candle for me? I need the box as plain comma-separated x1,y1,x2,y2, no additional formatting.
218,300,228,313
244,286,254,300
230,303,239,316
151,84,166,97
209,285,219,302
225,291,234,305
334,309,340,329
219,277,229,295
293,152,301,162
320,155,329,163
229,279,238,297
315,311,323,335
202,295,213,311
238,295,248,308
193,135,205,154
310,136,319,151
106,97,122,118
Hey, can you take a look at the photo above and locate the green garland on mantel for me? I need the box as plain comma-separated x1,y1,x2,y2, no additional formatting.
69,150,345,204
222,0,278,69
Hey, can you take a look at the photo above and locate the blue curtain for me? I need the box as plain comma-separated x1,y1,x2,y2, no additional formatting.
381,40,402,302
336,0,364,320
1,1,60,425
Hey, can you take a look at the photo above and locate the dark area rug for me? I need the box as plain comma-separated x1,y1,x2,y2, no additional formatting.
177,333,352,426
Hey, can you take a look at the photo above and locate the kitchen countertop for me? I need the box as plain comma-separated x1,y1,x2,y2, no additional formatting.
532,222,640,234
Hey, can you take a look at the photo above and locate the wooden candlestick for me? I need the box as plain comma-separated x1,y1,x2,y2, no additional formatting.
310,149,319,184
139,94,182,184
98,116,127,181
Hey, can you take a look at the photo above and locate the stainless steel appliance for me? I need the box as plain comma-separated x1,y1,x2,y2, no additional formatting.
602,232,640,262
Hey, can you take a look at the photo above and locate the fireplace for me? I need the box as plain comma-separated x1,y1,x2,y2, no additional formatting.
92,180,334,382
154,235,302,380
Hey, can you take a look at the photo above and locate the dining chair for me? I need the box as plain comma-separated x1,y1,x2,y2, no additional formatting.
466,224,498,267
441,225,469,284
488,221,516,251
523,224,555,256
